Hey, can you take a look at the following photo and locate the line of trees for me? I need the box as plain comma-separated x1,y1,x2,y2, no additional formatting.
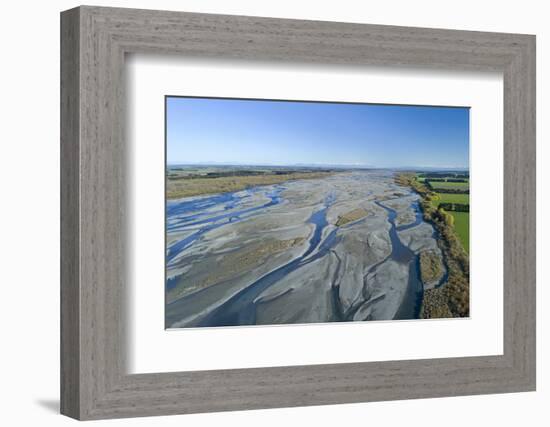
418,172,469,179
424,178,468,183
434,188,470,194
395,173,470,319
438,203,470,212
425,181,469,194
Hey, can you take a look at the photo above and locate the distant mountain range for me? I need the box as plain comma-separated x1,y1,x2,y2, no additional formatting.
167,162,469,172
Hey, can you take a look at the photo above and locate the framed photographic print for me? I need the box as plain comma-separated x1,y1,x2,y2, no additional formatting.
164,97,470,328
61,6,536,420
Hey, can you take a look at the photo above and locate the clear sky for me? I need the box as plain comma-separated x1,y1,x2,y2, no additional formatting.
166,96,469,169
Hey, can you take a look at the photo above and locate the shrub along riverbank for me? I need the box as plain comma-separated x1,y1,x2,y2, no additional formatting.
395,173,470,319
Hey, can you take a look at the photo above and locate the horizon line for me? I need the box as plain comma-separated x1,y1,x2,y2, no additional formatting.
166,162,469,170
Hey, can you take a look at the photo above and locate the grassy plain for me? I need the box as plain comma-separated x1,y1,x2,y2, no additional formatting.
448,211,469,253
431,193,469,205
427,182,469,254
167,170,336,199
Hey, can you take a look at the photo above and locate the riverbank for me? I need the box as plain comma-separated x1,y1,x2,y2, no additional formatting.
395,173,470,318
167,170,338,199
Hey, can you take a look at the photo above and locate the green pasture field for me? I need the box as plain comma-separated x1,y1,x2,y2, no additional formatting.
431,192,469,205
428,180,469,190
449,211,469,253
418,174,470,253
428,192,469,253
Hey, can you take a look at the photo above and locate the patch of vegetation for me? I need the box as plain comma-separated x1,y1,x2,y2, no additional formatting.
421,288,453,318
335,208,369,227
419,172,469,179
449,211,469,253
437,203,469,212
431,193,469,205
167,171,336,199
428,190,470,253
419,250,444,285
428,181,469,190
395,173,470,319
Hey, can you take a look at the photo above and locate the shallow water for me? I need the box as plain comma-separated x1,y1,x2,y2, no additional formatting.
375,200,423,320
196,194,338,327
166,186,284,266
165,173,440,327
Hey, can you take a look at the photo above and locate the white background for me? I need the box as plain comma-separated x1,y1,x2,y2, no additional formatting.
0,0,547,426
128,57,503,373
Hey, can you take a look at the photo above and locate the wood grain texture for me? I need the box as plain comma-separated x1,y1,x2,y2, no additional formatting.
60,7,80,419
60,5,536,420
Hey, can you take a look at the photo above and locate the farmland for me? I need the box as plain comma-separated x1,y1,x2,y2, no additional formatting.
449,211,469,253
430,195,469,253
428,181,469,191
422,174,470,254
431,193,469,205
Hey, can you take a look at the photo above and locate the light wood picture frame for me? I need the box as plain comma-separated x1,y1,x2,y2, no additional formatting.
60,5,536,420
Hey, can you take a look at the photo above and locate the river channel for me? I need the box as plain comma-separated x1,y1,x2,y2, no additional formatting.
165,175,440,327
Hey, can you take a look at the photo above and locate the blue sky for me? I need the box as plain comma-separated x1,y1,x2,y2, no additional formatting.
166,97,469,169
